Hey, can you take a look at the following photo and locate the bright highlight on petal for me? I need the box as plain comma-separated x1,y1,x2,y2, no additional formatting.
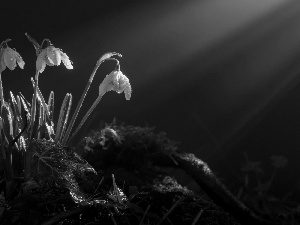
61,52,73,69
15,52,25,69
1,47,25,71
46,46,61,66
36,46,73,73
36,49,47,73
99,70,132,100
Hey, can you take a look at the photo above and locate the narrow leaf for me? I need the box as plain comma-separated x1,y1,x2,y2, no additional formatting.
31,78,52,124
0,73,4,109
37,103,44,139
55,94,72,143
60,94,72,143
47,91,54,123
18,92,31,109
10,92,23,129
25,33,41,55
1,102,14,140
16,95,21,115
69,95,102,142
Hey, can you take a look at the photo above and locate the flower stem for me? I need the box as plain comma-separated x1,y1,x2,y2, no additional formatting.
0,73,4,112
62,62,102,146
30,70,39,139
62,53,122,146
67,94,102,144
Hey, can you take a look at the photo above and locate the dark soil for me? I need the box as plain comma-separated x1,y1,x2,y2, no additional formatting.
0,122,299,225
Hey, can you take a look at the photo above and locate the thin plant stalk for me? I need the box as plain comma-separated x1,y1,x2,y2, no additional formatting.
61,66,98,145
30,70,39,139
55,93,72,143
62,52,121,146
191,207,208,225
37,103,43,139
16,95,21,114
61,79,91,146
31,78,51,124
139,204,151,225
48,91,54,123
0,73,4,111
157,196,184,225
59,94,72,142
67,94,102,143
0,73,5,182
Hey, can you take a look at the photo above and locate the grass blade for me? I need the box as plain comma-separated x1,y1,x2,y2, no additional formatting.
31,78,52,124
16,95,21,115
55,93,72,143
10,92,24,130
1,103,14,140
47,91,54,123
37,103,44,139
157,196,184,225
0,73,4,111
68,95,102,143
60,94,72,142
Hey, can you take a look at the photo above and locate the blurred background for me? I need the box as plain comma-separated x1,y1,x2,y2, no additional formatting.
1,0,300,200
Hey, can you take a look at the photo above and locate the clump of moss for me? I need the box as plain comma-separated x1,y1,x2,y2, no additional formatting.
72,122,241,225
75,121,179,172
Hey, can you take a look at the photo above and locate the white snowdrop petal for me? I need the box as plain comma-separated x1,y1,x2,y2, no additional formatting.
36,50,47,73
14,51,25,69
46,46,61,66
99,71,115,95
61,52,73,69
3,48,17,70
0,49,6,72
98,70,132,100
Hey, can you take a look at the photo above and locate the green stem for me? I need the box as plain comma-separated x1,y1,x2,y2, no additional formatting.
67,94,102,144
30,71,39,139
0,73,4,113
62,53,121,146
62,62,102,146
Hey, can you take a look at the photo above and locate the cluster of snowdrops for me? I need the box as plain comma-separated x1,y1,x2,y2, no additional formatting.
0,33,132,199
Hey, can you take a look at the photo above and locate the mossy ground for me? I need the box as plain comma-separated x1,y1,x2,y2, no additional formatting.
0,122,299,224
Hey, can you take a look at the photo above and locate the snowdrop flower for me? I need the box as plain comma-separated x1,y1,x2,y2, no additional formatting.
36,46,73,73
0,47,25,72
99,70,132,100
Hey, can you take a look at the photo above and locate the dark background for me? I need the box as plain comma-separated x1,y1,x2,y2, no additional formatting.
1,0,300,199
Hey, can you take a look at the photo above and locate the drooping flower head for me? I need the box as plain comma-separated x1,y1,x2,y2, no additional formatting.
99,70,132,100
25,33,72,73
36,46,73,73
0,39,25,73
